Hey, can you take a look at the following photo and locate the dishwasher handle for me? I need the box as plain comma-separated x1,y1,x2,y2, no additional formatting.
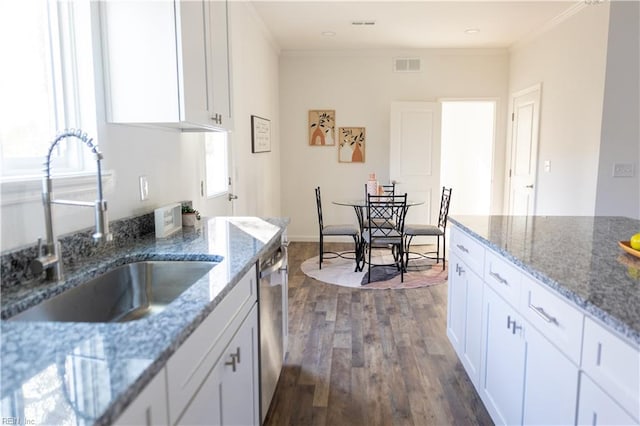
259,247,286,279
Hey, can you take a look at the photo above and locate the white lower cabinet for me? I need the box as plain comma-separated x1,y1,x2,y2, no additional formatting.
178,305,259,426
447,251,483,386
481,287,526,425
522,323,579,425
449,224,639,426
482,287,579,426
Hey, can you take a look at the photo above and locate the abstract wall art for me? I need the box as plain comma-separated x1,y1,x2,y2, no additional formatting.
339,127,365,163
308,110,335,146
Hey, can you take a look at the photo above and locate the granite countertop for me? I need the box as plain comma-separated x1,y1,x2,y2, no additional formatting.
449,215,640,346
0,216,289,426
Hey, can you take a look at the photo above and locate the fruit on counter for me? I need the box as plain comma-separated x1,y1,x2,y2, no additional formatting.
631,233,640,250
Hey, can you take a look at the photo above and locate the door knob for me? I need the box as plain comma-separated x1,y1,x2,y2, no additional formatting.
525,184,534,189
228,193,238,201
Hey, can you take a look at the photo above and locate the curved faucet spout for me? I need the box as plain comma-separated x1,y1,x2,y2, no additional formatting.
33,129,112,281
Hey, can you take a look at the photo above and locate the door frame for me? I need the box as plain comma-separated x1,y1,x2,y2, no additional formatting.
504,83,542,216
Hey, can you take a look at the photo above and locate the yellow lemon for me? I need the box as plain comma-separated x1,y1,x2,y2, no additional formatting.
631,233,640,250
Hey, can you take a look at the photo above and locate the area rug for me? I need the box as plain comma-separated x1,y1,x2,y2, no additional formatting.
300,251,448,289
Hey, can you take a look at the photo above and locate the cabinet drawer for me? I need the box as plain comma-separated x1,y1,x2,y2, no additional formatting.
581,317,639,421
167,265,257,424
521,276,584,364
484,249,521,307
450,226,485,275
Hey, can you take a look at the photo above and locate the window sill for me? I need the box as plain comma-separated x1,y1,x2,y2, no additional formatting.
1,171,114,206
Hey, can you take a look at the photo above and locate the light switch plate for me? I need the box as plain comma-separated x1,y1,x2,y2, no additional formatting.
612,163,634,178
139,175,149,200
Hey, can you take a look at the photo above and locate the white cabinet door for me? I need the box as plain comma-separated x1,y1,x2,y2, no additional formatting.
447,252,466,354
577,373,638,426
462,266,483,386
447,251,484,386
220,304,259,426
522,323,579,425
114,369,168,426
178,304,259,426
482,287,526,425
177,0,210,127
205,0,232,129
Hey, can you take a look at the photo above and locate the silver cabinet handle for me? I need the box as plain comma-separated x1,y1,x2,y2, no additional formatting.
455,263,465,276
489,269,509,286
507,315,522,334
456,244,469,253
529,304,559,325
225,354,237,372
225,347,241,372
525,184,534,188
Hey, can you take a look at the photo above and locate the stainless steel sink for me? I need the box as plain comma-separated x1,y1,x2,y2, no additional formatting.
9,261,217,323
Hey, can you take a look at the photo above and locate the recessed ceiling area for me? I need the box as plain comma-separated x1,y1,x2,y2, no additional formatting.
250,1,581,51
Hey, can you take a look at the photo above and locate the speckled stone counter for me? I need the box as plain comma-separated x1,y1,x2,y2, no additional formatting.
449,215,640,346
0,216,289,425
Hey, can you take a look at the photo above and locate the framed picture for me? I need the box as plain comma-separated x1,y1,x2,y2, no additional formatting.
251,115,271,153
308,110,335,146
339,127,365,163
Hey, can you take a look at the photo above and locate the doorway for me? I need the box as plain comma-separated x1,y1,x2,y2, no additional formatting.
440,101,495,216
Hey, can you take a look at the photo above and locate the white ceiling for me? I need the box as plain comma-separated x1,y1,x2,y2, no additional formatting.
250,1,581,51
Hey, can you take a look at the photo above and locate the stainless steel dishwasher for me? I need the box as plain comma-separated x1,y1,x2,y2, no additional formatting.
258,238,288,423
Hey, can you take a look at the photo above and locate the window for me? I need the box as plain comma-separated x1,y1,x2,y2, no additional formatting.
204,132,229,197
0,0,97,179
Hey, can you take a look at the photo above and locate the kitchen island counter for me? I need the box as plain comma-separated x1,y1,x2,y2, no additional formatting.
1,216,288,425
449,215,640,345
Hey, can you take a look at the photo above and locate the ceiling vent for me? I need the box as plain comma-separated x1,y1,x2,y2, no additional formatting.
393,57,422,73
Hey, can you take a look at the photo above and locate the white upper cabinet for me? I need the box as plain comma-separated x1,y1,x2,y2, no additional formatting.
100,0,231,131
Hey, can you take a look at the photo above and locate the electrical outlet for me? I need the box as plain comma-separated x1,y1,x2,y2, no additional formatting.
544,160,551,173
139,175,149,200
612,163,634,178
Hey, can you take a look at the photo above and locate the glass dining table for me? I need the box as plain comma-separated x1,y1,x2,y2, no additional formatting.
332,198,425,271
332,198,425,231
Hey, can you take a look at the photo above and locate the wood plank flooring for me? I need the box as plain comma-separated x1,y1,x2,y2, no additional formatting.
264,242,493,426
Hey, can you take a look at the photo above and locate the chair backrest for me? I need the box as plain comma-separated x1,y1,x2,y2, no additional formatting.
364,182,396,197
437,187,453,230
381,183,395,196
366,193,408,236
315,187,324,230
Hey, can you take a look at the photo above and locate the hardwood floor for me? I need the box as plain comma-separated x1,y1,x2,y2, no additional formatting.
264,242,493,426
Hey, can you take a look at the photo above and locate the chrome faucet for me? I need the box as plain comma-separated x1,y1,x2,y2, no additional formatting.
31,129,113,281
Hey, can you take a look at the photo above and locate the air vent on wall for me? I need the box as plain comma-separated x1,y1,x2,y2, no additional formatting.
393,57,422,73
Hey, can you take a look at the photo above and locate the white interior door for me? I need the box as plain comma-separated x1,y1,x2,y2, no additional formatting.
390,101,441,226
507,84,541,216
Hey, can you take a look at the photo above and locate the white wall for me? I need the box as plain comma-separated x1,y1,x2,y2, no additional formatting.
594,0,640,219
226,2,281,218
507,3,610,216
280,49,509,241
0,2,281,251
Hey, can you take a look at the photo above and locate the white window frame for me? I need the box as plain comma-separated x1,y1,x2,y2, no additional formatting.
0,1,99,181
204,131,229,198
0,1,106,206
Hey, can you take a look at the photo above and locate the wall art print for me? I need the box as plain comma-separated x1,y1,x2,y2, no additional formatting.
251,115,271,153
308,110,335,146
339,127,365,163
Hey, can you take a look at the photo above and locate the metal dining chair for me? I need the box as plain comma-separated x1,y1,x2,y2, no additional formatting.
315,187,361,271
363,182,396,229
404,187,452,270
362,193,408,283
